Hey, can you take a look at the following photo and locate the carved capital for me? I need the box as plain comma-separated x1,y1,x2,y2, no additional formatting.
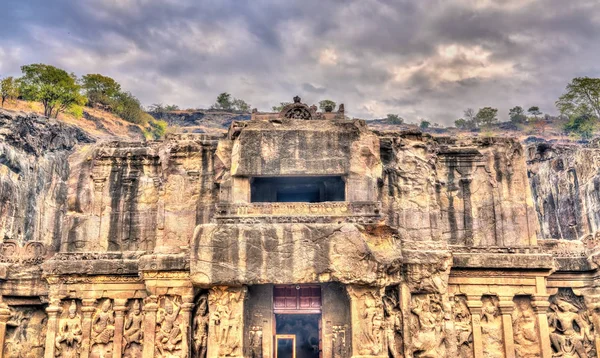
113,298,128,315
143,295,159,312
497,299,515,315
81,298,97,315
466,296,484,315
531,295,550,313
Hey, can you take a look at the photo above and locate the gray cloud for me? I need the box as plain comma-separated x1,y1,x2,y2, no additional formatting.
1,0,600,124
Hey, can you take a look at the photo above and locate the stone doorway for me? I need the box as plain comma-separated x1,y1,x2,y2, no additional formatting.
275,314,321,358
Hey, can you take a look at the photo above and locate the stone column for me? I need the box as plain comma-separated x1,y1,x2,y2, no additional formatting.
346,285,385,358
112,299,128,358
181,295,195,358
80,298,97,358
532,295,551,358
466,295,483,358
498,297,515,358
0,301,12,358
142,295,159,358
207,286,247,358
44,298,62,358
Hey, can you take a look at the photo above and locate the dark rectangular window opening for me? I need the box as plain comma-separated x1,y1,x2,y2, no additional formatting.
251,176,345,203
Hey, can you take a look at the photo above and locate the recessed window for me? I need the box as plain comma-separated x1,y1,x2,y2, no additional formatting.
251,176,345,203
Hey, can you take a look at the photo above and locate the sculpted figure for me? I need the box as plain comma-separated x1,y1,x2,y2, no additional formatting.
452,296,473,358
410,295,445,358
248,326,263,358
382,291,403,358
208,286,245,357
55,301,83,358
156,297,183,356
193,295,209,358
359,293,383,355
512,297,540,358
549,297,592,358
91,299,115,350
123,300,143,356
480,296,504,358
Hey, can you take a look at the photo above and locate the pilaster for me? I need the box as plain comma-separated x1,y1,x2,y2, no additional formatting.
498,297,515,358
112,298,128,358
44,297,62,358
466,295,483,358
531,295,551,358
80,298,97,358
181,295,195,357
0,301,12,358
142,295,159,358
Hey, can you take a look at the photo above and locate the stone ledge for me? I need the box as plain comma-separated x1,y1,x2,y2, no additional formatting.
452,252,554,270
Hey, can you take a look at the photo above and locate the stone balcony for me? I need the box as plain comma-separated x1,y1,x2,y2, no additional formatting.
213,201,382,224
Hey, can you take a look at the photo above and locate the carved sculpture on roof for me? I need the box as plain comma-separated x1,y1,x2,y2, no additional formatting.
55,300,83,358
548,288,595,358
279,96,313,120
123,300,144,358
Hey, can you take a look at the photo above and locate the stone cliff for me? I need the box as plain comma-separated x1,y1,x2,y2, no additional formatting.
0,102,600,358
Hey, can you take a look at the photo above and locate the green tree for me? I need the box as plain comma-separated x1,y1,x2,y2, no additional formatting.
556,77,600,118
475,107,498,127
455,108,477,129
319,99,336,112
213,92,233,110
18,64,86,118
113,91,148,125
564,113,597,139
509,106,527,124
80,73,121,109
272,102,291,112
0,76,19,107
164,104,180,111
419,120,431,129
232,98,250,112
386,114,403,124
528,106,542,119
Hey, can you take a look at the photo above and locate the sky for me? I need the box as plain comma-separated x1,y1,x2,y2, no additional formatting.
1,0,600,124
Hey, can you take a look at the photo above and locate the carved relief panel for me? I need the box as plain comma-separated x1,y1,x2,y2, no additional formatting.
207,286,246,358
332,325,347,358
452,295,473,358
55,300,83,358
4,305,47,358
347,286,384,356
90,299,115,358
480,296,504,358
155,296,185,358
548,288,595,358
512,296,541,358
193,293,209,358
123,299,144,358
409,294,445,358
382,286,403,358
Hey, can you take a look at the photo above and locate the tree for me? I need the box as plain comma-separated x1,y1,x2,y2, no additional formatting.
80,73,121,109
0,76,19,107
272,102,291,112
556,77,600,119
113,91,148,125
419,120,431,129
509,106,527,124
386,114,403,125
319,99,336,112
232,98,250,112
164,104,180,111
564,113,597,139
475,107,498,127
455,108,478,129
528,106,542,119
213,92,233,110
18,64,86,118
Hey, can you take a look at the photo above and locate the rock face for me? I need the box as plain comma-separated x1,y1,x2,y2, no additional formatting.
0,101,599,358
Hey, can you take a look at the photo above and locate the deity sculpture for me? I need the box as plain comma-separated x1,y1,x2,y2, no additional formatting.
359,293,383,356
55,301,83,358
410,294,445,358
480,296,504,358
512,297,540,358
156,297,183,357
382,290,403,358
549,297,592,357
248,326,263,358
123,300,144,357
193,295,209,358
452,296,473,358
91,299,115,353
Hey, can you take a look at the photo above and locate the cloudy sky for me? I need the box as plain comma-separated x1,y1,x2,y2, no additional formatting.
1,0,600,124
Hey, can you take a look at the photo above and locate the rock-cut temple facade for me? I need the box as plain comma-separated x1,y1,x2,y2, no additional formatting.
2,97,600,358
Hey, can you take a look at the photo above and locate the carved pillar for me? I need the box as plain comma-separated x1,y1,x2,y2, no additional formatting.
346,285,384,358
112,299,128,358
531,295,551,358
181,295,195,358
207,286,247,358
80,298,97,358
498,297,515,358
44,298,62,358
142,295,158,358
466,295,483,358
0,301,11,358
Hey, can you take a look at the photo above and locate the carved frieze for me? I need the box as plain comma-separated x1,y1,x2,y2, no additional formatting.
512,296,541,358
548,288,595,358
90,299,115,358
155,296,184,358
55,300,83,358
410,294,445,357
123,300,144,358
481,296,504,358
4,305,47,358
207,286,246,358
0,240,47,265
